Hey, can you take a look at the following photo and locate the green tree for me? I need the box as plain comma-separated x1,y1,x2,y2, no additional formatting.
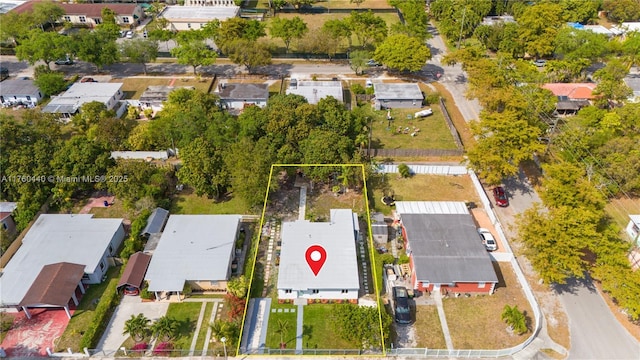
227,275,248,299
0,11,34,45
289,0,314,11
430,0,492,42
107,160,172,209
391,0,430,41
298,29,342,60
224,137,275,208
209,320,239,347
517,2,564,58
177,137,227,199
71,101,115,133
330,304,386,348
622,31,640,69
560,0,599,24
398,163,411,178
225,39,271,74
346,10,387,48
501,305,527,335
593,59,632,107
275,319,290,347
322,19,352,47
554,27,610,62
151,316,177,342
148,28,175,51
269,16,308,53
300,130,354,178
15,29,71,69
31,1,65,30
33,69,67,96
349,50,370,75
123,313,151,343
74,29,120,70
120,39,159,75
374,34,430,72
171,39,217,75
603,0,640,23
467,110,546,185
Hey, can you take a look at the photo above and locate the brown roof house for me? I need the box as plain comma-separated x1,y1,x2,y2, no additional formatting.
117,252,152,294
11,1,144,27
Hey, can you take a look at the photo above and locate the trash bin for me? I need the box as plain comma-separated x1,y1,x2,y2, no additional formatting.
103,200,109,207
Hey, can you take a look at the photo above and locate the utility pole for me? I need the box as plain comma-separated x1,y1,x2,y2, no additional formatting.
457,7,467,49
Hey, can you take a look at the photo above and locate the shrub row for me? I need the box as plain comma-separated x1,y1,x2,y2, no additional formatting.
78,274,121,350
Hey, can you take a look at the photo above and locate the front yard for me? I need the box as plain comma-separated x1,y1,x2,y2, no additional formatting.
302,304,360,349
443,262,533,349
414,305,446,349
265,305,297,349
164,302,202,351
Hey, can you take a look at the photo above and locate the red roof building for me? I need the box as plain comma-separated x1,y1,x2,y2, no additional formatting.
541,83,597,100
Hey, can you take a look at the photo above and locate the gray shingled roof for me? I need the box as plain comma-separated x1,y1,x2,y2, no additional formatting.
401,213,498,284
218,83,269,101
0,79,39,96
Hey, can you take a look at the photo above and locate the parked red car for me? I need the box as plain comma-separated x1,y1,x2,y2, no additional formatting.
123,285,140,296
493,186,509,207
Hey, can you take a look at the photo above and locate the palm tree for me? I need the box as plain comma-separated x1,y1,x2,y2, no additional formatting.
123,313,151,343
275,319,290,348
501,305,527,335
151,316,177,342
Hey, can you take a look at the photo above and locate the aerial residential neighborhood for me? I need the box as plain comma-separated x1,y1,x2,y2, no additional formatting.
1,0,640,359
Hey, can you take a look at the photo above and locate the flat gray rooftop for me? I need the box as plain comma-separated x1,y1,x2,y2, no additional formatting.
373,83,423,100
286,81,343,104
0,79,39,96
218,83,269,100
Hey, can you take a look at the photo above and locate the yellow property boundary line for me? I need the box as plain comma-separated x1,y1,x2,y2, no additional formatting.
236,164,386,356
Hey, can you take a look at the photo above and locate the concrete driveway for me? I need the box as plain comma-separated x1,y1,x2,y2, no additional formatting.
556,277,640,359
96,295,169,353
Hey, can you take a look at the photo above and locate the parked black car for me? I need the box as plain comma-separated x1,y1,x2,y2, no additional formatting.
392,286,412,324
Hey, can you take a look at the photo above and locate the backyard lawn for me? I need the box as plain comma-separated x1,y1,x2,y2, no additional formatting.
170,188,253,215
165,302,203,351
302,304,360,349
55,266,122,351
305,190,366,221
443,262,533,349
371,174,480,215
413,305,446,349
265,305,298,349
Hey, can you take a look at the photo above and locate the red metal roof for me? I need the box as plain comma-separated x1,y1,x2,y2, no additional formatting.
117,252,152,290
19,262,85,307
541,83,597,100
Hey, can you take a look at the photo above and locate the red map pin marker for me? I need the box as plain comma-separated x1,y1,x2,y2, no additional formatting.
305,245,327,276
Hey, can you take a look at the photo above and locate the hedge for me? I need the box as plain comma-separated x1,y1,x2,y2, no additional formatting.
79,272,121,349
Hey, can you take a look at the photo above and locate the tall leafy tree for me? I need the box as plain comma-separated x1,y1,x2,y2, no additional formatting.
224,138,275,208
269,16,308,53
467,110,545,185
554,27,610,62
73,29,119,70
346,10,387,48
170,39,217,75
31,1,65,30
603,0,640,23
225,39,271,74
322,19,352,47
177,137,227,199
298,29,342,60
517,2,564,58
33,69,67,96
0,11,34,45
120,39,159,75
349,50,370,75
391,0,430,41
374,34,430,72
151,316,177,342
15,29,71,69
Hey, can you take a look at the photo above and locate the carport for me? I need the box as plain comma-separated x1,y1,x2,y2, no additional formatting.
19,262,86,319
117,252,151,293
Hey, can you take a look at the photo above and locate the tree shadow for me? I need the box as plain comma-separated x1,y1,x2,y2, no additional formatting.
551,274,596,296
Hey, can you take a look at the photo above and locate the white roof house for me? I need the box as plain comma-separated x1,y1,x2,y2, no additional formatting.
0,214,124,307
42,82,124,117
286,80,344,105
277,209,360,300
160,5,240,31
110,151,169,161
145,215,242,293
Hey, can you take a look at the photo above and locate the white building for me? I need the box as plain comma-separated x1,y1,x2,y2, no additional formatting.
110,151,170,161
277,209,360,300
139,85,194,112
42,82,125,119
160,5,239,31
626,215,640,245
144,215,242,299
0,79,42,107
286,80,344,105
0,214,125,308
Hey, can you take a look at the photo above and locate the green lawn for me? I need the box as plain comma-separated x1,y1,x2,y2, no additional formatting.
89,199,134,220
305,191,366,221
165,302,203,351
302,304,359,349
368,106,458,151
265,305,298,349
193,302,215,354
170,189,252,215
55,266,122,351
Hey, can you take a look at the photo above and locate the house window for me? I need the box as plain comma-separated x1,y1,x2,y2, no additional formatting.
311,289,319,294
122,17,130,23
64,16,71,22
82,273,90,281
210,280,218,286
93,18,101,25
285,289,292,294
2,223,7,230
341,289,349,294
108,244,113,254
100,261,105,271
26,96,31,101
79,16,86,23
187,23,192,29
478,282,485,288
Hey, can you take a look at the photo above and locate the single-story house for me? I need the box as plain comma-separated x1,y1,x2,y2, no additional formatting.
277,209,360,300
626,215,640,245
623,75,640,103
110,151,170,161
0,79,42,107
160,5,240,31
42,82,125,119
286,80,344,105
481,15,515,26
138,85,194,112
11,2,144,27
117,252,152,294
395,201,499,294
542,82,597,114
0,214,125,313
217,83,269,110
0,202,18,235
373,83,424,109
568,23,617,37
184,0,236,5
371,212,388,244
144,214,243,299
